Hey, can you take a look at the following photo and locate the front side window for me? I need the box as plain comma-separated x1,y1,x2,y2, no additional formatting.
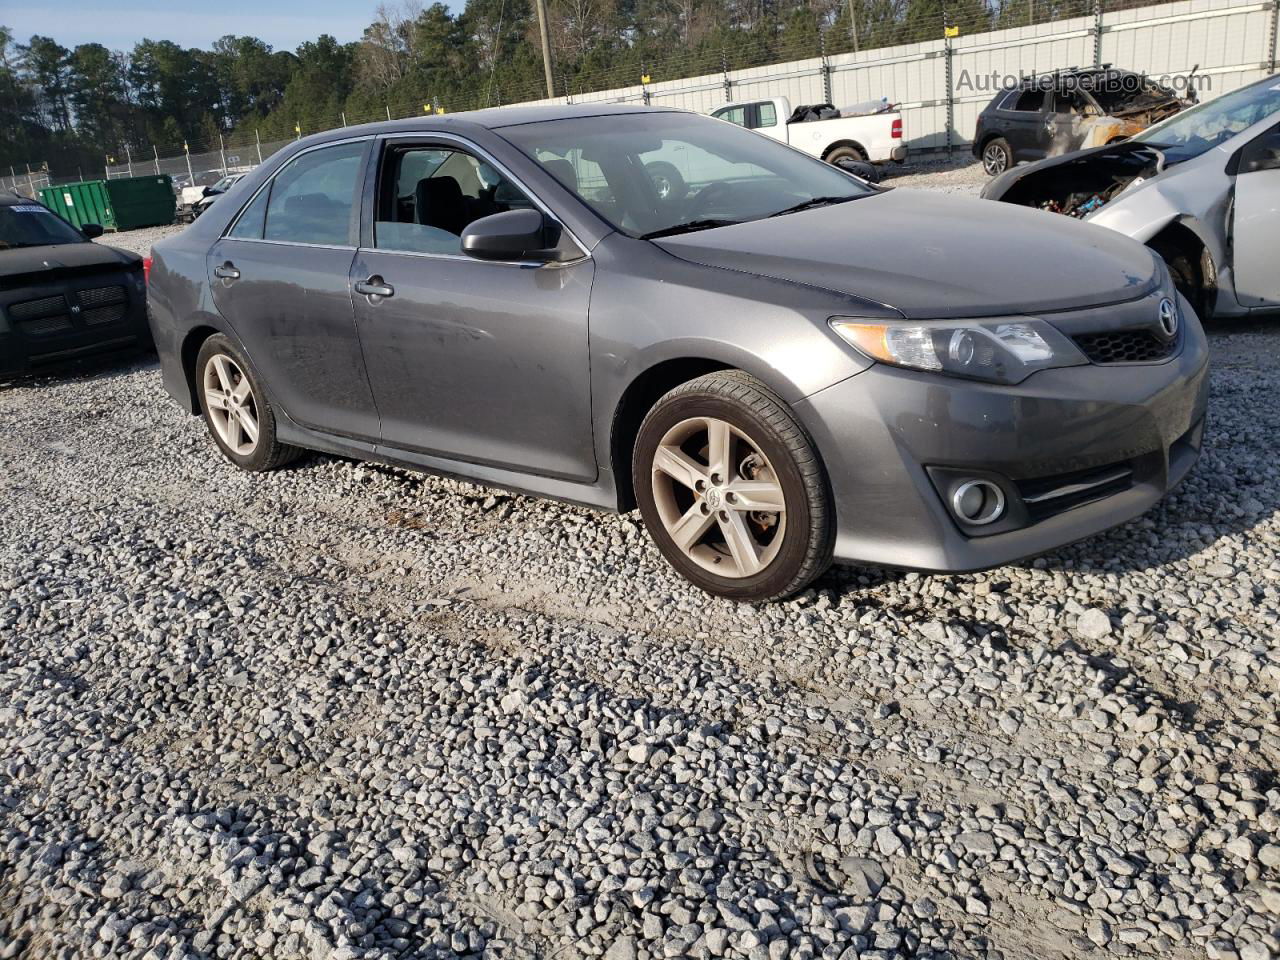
263,140,365,246
502,111,872,239
373,144,536,255
713,105,747,127
0,204,87,248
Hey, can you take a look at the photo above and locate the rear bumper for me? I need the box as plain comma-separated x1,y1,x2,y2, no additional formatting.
795,301,1210,571
890,144,908,162
0,272,150,378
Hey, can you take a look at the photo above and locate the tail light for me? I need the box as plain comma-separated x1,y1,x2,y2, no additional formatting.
143,257,153,285
891,118,903,139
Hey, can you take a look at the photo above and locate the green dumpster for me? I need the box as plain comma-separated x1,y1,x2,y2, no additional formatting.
38,175,175,231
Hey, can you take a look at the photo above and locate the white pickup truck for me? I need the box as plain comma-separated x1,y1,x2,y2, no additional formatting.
710,96,906,166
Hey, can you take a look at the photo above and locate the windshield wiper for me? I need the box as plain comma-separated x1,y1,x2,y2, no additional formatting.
768,195,861,218
641,218,741,240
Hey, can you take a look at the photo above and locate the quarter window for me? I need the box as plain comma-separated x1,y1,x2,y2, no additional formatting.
263,141,365,246
373,145,536,255
228,186,269,239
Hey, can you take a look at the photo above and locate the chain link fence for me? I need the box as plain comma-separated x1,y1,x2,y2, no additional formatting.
7,0,1275,200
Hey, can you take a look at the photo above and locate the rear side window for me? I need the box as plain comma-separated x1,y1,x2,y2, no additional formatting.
757,102,778,128
263,141,365,246
1012,89,1046,111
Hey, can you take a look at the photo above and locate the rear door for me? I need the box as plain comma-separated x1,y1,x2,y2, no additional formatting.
1231,123,1280,307
1047,87,1092,155
207,138,381,442
1003,87,1051,161
349,135,596,481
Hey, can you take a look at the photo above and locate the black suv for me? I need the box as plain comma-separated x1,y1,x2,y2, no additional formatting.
972,67,1190,175
0,194,150,377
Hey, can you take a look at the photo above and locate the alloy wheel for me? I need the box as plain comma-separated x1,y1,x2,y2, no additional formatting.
983,143,1008,175
203,353,260,456
649,416,787,578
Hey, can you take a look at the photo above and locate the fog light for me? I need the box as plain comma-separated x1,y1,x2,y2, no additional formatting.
951,479,1006,525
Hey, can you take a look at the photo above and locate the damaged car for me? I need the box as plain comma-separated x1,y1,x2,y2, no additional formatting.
974,67,1193,175
982,73,1280,318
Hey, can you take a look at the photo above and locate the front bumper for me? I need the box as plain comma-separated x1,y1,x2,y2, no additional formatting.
0,271,150,378
796,299,1210,572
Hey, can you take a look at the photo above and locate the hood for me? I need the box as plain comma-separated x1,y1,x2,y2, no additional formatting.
654,189,1159,319
982,140,1164,201
0,241,140,289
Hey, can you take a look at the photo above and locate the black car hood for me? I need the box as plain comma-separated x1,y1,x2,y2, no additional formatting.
981,140,1165,202
0,242,140,289
654,189,1160,319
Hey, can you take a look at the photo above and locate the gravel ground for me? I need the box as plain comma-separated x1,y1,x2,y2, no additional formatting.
4,169,1279,960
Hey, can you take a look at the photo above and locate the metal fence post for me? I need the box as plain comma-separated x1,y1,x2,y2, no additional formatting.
125,145,133,177
943,13,955,160
153,145,161,175
255,129,263,165
722,48,732,103
820,31,833,105
1094,0,1104,67
1271,0,1279,69
219,134,227,176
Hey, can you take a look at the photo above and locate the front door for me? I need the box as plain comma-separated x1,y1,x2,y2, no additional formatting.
1232,124,1280,308
207,138,381,442
351,138,596,482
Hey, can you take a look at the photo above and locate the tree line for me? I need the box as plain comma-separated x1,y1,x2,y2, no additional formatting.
3,0,1102,178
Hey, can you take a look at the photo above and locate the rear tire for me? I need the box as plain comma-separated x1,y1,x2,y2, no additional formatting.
825,145,868,167
195,334,302,472
632,371,835,602
981,137,1013,176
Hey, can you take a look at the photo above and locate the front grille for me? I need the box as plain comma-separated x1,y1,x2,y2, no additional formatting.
21,314,75,335
1017,461,1135,522
78,285,127,309
1073,329,1176,364
8,294,73,336
81,304,126,326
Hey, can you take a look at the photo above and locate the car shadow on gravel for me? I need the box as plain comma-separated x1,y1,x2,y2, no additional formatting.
0,349,158,390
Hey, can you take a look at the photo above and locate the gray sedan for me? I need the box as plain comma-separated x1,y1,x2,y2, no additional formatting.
146,105,1208,601
983,72,1280,319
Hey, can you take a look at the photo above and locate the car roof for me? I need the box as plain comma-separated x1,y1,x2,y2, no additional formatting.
0,192,38,207
300,102,684,148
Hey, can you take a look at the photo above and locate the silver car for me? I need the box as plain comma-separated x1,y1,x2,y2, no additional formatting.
147,105,1208,601
983,72,1280,319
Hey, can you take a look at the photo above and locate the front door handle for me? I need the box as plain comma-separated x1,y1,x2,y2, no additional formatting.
354,276,395,299
214,262,240,280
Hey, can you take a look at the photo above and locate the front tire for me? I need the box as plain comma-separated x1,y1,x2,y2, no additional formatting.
195,334,301,472
633,371,835,602
981,137,1013,176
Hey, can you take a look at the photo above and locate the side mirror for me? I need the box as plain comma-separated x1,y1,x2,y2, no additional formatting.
461,209,561,262
202,186,215,196
81,223,104,239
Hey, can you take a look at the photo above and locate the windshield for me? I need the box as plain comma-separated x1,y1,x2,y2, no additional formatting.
500,111,872,238
0,204,87,249
1135,75,1280,163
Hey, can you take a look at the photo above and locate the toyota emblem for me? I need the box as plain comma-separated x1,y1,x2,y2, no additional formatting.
1158,298,1178,340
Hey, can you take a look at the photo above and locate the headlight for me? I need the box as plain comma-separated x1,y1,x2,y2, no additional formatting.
829,317,1088,385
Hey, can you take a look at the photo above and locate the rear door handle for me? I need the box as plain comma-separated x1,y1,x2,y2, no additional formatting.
214,262,240,280
354,276,395,299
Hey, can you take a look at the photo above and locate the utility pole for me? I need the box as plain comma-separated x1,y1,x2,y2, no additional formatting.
848,0,860,52
534,0,556,98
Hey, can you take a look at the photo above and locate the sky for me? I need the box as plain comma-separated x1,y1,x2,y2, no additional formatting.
1,0,388,52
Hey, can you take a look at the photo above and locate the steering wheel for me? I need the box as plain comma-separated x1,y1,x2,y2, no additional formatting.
691,181,740,217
